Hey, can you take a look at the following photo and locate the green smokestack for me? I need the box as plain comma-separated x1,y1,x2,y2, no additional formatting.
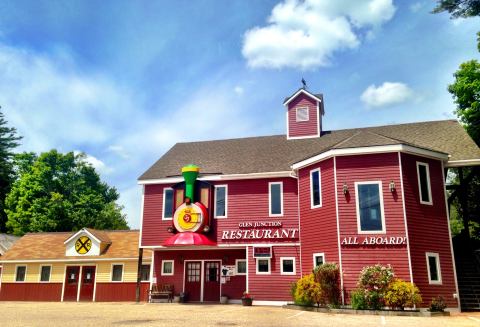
181,164,200,202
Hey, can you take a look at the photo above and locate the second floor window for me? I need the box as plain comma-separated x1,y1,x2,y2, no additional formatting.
162,188,174,219
417,162,432,205
269,182,283,216
214,185,227,218
310,168,322,208
356,182,385,233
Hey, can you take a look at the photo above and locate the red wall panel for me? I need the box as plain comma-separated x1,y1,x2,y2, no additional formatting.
95,282,149,302
0,283,62,301
401,153,458,308
287,93,319,138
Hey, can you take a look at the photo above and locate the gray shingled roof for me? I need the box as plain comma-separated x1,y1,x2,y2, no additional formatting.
139,120,480,180
0,234,19,256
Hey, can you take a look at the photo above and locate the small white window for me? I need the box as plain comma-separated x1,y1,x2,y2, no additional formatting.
417,162,433,205
40,265,51,282
161,260,174,276
426,252,442,284
214,185,228,218
256,259,271,275
235,259,247,275
355,181,386,234
15,265,26,282
296,107,309,122
269,182,283,217
111,264,123,282
280,257,296,275
162,188,174,220
310,168,322,208
313,253,325,267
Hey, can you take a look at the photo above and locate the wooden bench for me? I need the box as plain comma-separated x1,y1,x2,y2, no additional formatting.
148,284,174,303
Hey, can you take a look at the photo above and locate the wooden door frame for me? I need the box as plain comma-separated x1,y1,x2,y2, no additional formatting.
61,264,98,302
182,259,222,302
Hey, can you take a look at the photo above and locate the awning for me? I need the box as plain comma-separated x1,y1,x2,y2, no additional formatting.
163,232,217,247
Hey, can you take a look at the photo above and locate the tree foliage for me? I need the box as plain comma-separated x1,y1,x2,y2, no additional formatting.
5,150,128,235
0,108,22,232
432,0,480,18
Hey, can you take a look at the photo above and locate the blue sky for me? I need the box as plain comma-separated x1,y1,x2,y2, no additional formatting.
0,0,478,228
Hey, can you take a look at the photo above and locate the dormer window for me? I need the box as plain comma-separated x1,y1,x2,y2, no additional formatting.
296,107,309,122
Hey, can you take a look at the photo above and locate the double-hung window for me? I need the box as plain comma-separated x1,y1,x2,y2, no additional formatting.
280,257,295,275
426,252,442,284
310,168,322,208
313,253,325,267
40,265,51,282
140,264,151,281
417,162,432,205
256,259,271,274
161,260,174,276
214,185,228,218
235,259,247,275
162,188,174,220
269,182,283,216
356,181,385,233
15,266,26,282
111,264,123,282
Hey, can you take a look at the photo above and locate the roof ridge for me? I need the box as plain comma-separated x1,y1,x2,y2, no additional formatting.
331,131,362,148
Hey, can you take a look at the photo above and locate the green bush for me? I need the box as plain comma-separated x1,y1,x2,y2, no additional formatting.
292,274,322,307
291,282,312,306
353,264,395,310
384,280,422,310
350,289,367,310
313,263,341,307
429,296,447,312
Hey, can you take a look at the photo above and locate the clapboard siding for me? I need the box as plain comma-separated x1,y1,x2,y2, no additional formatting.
287,93,319,138
247,246,301,301
336,153,410,298
401,153,457,308
298,158,339,275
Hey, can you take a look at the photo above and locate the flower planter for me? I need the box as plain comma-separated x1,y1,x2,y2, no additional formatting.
220,296,229,304
242,298,253,306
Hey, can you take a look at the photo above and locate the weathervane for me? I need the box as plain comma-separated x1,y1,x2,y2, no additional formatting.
301,78,307,89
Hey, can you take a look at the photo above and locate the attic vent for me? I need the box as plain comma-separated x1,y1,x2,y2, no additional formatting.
296,107,309,122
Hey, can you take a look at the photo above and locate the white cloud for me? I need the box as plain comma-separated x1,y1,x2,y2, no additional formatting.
409,2,424,13
242,0,396,70
234,86,244,95
360,82,414,108
107,145,130,159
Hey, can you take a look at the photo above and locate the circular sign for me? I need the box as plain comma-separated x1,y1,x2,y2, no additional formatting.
173,202,208,233
75,236,92,254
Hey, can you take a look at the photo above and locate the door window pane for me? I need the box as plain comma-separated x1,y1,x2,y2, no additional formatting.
357,183,384,232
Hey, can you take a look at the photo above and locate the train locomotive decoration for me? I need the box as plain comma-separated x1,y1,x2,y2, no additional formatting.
163,165,216,246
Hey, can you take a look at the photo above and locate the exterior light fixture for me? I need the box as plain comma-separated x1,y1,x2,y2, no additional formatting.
167,226,175,233
389,180,396,192
343,182,349,195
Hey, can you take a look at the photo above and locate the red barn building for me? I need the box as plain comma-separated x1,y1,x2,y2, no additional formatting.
139,88,480,310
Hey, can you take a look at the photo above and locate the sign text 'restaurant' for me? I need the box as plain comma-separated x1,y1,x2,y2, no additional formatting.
221,221,298,240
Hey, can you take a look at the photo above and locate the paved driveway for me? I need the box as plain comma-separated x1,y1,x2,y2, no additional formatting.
1,302,480,326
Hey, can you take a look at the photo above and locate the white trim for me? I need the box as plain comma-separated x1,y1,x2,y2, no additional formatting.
398,153,414,284
39,264,52,283
110,263,124,282
280,257,296,275
61,265,66,301
287,134,320,140
139,185,145,248
138,171,293,185
310,168,322,208
245,247,249,292
256,258,271,275
442,162,461,310
286,110,290,139
0,257,139,264
426,252,442,285
161,260,174,276
149,251,155,293
162,187,174,220
235,259,247,275
214,185,228,218
268,182,284,217
76,264,83,302
313,253,325,267
92,264,98,302
317,101,321,134
14,264,27,282
295,106,309,122
445,159,480,167
296,173,303,277
333,157,344,305
416,162,433,205
292,145,449,170
283,89,323,106
63,228,102,245
355,181,386,234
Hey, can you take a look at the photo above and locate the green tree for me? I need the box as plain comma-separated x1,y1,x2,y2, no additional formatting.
0,108,22,232
432,0,480,18
5,150,128,235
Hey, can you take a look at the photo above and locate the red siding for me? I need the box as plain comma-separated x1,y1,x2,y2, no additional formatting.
247,246,300,301
0,283,62,301
298,158,339,274
336,153,410,299
401,153,458,308
142,178,299,247
287,93,319,138
95,282,149,302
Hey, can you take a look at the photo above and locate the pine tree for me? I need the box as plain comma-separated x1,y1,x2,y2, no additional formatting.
0,107,21,232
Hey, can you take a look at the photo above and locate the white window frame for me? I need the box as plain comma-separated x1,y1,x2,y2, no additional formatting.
235,259,247,275
39,264,52,283
280,257,296,275
355,181,386,234
426,252,442,285
15,265,27,283
416,162,433,205
161,260,174,276
111,263,124,282
313,253,325,267
268,182,284,217
256,258,271,275
295,106,309,122
162,187,174,220
214,185,228,219
310,168,322,208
